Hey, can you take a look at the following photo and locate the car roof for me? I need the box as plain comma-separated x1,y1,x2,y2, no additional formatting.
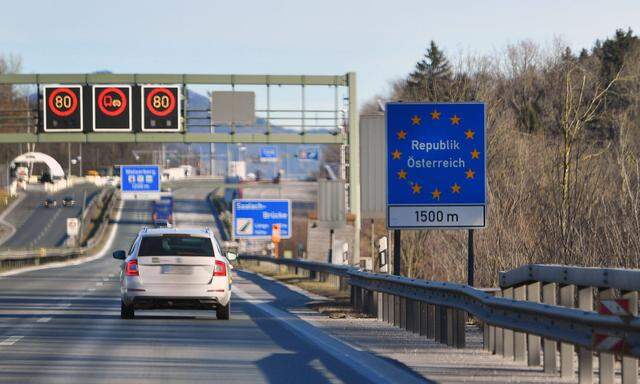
138,227,213,237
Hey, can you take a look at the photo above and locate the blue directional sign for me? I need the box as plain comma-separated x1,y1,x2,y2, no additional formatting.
232,199,291,239
297,146,319,161
260,146,278,162
386,103,486,228
121,165,161,193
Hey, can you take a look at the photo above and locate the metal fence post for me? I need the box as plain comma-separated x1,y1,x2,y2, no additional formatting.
598,288,615,384
434,305,442,343
400,297,407,330
560,284,576,379
622,290,638,384
542,283,557,373
513,285,526,362
526,282,541,366
456,309,466,348
495,290,504,356
392,295,400,327
502,287,514,358
377,292,384,321
446,307,455,347
419,301,427,336
414,300,420,333
578,286,594,384
427,304,435,339
406,299,414,332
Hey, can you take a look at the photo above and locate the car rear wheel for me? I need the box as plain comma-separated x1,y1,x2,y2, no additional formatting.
121,300,135,319
216,302,230,320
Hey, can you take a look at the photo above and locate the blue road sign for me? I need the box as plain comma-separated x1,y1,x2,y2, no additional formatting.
260,146,278,162
386,103,486,228
232,199,291,239
121,165,161,193
298,146,319,161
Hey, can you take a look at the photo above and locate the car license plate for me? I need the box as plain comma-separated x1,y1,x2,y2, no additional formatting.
161,265,193,275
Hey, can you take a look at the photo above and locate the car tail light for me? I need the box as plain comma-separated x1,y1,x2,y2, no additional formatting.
214,260,227,277
125,260,139,276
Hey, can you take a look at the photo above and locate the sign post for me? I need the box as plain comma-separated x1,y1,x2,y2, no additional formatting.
271,224,281,258
386,103,486,282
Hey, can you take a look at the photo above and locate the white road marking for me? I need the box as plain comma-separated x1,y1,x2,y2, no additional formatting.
0,336,24,346
88,288,96,291
108,274,115,278
96,282,103,286
37,317,51,323
58,303,71,308
233,285,425,384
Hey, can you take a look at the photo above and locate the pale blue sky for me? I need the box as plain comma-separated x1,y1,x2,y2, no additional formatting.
1,0,639,106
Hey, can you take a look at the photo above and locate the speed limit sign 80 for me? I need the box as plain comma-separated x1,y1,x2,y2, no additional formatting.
141,85,181,132
43,85,83,132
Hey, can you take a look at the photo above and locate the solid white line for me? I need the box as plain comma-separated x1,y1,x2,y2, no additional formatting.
0,199,124,278
0,335,24,346
36,317,51,323
233,285,425,384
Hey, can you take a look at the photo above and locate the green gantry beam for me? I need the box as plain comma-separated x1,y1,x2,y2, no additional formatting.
0,132,346,144
0,73,348,86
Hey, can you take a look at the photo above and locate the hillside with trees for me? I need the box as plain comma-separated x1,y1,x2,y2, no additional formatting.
364,29,640,285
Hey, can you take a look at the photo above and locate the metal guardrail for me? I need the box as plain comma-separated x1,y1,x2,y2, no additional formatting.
500,263,640,291
240,256,640,384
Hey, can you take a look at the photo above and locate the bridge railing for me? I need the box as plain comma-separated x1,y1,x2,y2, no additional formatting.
240,255,640,384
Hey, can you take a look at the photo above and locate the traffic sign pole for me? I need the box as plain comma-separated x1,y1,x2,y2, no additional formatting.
468,229,474,286
393,229,401,275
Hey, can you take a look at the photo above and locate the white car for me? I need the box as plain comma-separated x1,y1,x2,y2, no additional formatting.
113,227,236,320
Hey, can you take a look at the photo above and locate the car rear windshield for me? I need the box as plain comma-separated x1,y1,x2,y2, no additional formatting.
138,235,213,257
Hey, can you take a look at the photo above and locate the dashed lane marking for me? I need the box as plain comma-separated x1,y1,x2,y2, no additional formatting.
0,336,24,346
96,282,103,286
36,317,51,323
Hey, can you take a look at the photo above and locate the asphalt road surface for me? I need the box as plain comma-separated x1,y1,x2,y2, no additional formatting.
2,184,101,249
0,192,425,383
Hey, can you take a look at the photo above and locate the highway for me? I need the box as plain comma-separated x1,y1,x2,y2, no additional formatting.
1,184,100,249
0,187,426,383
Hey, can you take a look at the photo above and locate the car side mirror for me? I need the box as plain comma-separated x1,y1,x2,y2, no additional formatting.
226,252,237,261
112,250,126,260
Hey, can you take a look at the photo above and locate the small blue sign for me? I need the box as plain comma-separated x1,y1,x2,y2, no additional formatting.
260,146,278,162
298,146,319,161
121,165,161,193
386,103,486,228
232,199,291,239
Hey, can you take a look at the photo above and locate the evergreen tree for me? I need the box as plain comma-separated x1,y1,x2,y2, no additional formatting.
406,41,452,100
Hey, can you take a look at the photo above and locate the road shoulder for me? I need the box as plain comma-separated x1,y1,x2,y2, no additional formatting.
238,266,571,384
